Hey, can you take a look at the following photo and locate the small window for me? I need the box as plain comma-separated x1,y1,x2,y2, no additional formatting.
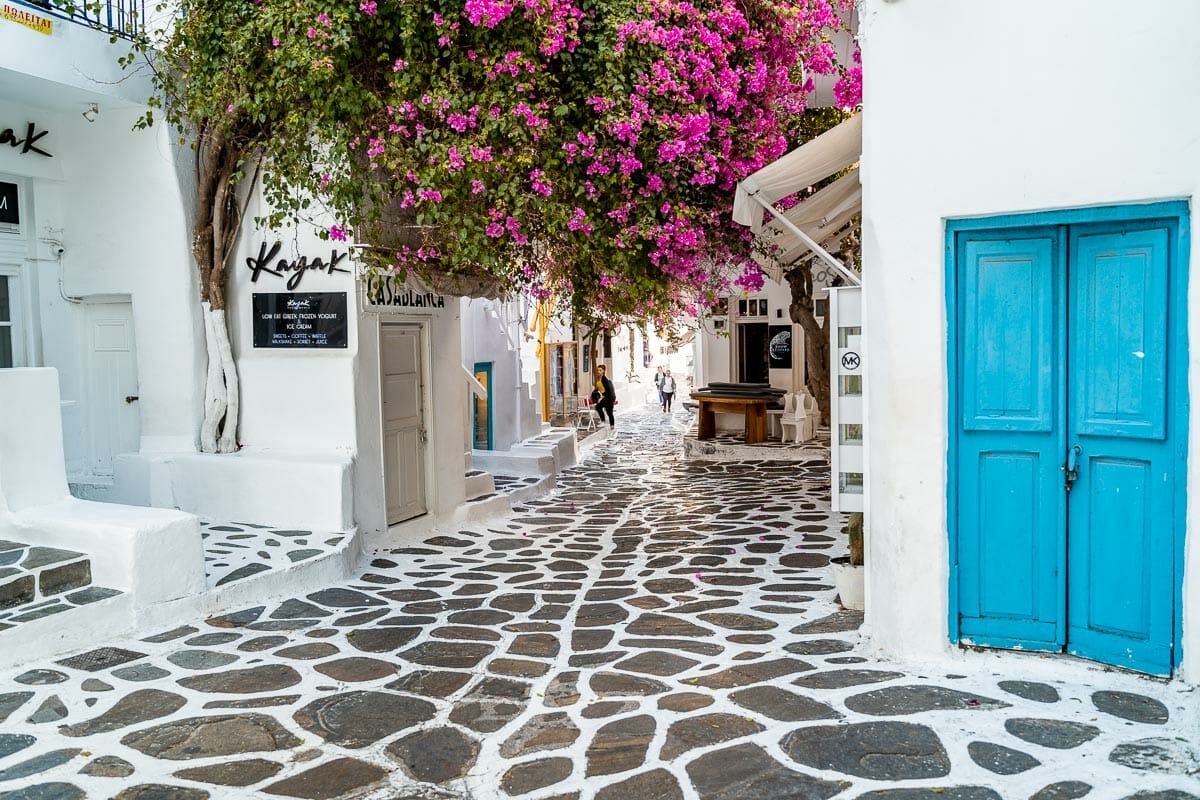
838,325,862,348
839,374,863,396
839,423,864,444
839,472,864,494
0,274,16,368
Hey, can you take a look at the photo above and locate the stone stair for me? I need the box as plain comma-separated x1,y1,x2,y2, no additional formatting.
464,468,497,502
0,540,121,632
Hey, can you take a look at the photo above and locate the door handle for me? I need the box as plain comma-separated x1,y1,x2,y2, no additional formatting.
125,395,139,404
418,428,428,445
1062,444,1081,491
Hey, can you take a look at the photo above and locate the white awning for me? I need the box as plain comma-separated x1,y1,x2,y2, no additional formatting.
733,114,863,233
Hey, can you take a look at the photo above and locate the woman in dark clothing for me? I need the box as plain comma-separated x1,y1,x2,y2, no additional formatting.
593,365,616,428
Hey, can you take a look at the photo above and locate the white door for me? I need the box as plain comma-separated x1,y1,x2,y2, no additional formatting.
86,302,140,476
381,323,427,523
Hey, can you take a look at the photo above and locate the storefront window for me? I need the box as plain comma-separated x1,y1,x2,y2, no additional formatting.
0,275,14,368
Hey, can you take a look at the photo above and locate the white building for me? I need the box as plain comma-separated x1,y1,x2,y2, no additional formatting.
860,0,1200,681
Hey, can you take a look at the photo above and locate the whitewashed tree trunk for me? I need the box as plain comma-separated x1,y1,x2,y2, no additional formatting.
212,307,239,454
200,302,239,454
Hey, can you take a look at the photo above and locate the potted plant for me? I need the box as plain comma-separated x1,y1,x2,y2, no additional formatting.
830,511,864,611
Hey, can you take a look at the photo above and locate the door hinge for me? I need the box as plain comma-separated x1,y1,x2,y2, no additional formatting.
125,395,139,404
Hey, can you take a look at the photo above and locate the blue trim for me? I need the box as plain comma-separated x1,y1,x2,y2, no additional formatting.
472,362,494,451
945,199,1190,671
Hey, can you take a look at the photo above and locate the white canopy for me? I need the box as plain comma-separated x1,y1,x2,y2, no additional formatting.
733,114,863,233
732,114,862,286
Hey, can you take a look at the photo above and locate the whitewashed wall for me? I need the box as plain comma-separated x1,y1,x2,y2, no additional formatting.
859,0,1200,680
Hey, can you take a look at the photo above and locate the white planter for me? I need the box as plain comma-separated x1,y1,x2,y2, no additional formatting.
830,556,865,611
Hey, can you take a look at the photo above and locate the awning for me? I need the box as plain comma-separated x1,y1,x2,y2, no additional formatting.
732,114,863,286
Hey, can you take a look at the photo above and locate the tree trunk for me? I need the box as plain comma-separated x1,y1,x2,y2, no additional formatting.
784,262,831,427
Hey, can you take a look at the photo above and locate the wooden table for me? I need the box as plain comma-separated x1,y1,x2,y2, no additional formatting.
691,393,769,444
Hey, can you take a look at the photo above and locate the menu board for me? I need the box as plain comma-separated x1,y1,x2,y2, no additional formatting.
252,292,348,349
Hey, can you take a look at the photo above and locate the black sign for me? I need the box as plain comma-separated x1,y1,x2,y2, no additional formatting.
252,292,348,349
842,351,861,370
0,123,51,158
364,274,447,310
768,325,792,369
247,241,350,291
0,182,17,225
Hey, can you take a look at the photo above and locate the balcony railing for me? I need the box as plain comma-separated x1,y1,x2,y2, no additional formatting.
13,0,146,41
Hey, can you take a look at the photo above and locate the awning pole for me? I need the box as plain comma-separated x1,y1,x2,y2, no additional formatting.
750,194,862,286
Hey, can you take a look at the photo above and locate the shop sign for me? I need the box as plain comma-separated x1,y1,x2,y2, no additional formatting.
362,273,447,313
252,292,348,349
246,240,350,291
0,182,17,225
0,122,52,158
768,325,792,369
1,4,53,36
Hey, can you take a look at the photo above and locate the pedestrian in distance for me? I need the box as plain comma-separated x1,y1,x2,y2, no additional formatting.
592,364,617,429
654,366,665,406
661,369,676,412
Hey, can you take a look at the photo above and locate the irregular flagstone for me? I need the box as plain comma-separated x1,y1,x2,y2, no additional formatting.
500,713,581,758
593,768,684,800
449,677,531,733
967,741,1041,774
0,783,86,800
998,680,1060,704
386,727,480,783
698,612,777,630
729,685,840,721
689,658,814,689
1005,718,1101,750
275,643,339,660
854,789,1002,800
619,637,724,656
543,671,581,707
120,714,301,760
173,759,283,787
613,651,699,676
844,685,1010,715
0,692,34,723
626,613,714,637
0,749,82,781
509,633,560,658
790,610,863,634
686,742,849,800
165,651,238,671
79,755,135,777
1029,782,1093,800
27,695,68,724
398,641,495,669
61,689,187,736
1119,792,1200,800
293,691,435,748
262,757,388,799
1108,737,1200,774
792,669,904,690
658,692,714,712
782,639,854,656
661,712,765,760
112,786,210,800
0,734,35,760
202,695,300,710
582,701,640,719
1092,690,1170,724
345,627,419,653
385,670,472,698
575,603,629,627
177,664,302,694
305,588,384,608
781,721,951,780
589,672,668,697
312,657,399,682
585,714,656,776
501,757,574,796
14,670,68,685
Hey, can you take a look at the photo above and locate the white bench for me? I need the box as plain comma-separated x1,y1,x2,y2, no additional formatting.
0,368,205,606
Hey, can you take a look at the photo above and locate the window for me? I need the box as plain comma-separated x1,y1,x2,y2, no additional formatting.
0,273,20,368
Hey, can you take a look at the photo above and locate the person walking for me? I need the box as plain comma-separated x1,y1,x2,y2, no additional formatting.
654,366,665,407
660,369,676,412
593,364,616,429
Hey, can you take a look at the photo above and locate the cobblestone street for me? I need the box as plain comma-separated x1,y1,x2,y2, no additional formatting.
0,408,1197,800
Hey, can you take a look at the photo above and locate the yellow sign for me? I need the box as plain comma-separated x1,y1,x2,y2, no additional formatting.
1,4,53,36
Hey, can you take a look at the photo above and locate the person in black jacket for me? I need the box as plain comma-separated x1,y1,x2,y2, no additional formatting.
592,365,616,428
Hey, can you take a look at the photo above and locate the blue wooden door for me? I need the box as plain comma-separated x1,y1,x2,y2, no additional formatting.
956,229,1067,651
955,214,1183,675
1065,223,1176,674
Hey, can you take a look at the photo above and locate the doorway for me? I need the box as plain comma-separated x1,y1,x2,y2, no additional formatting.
473,362,493,450
949,203,1188,676
737,322,769,383
381,323,427,524
85,301,139,476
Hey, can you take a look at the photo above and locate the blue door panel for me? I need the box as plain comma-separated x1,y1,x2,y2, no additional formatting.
1066,225,1176,675
956,230,1064,649
1072,229,1168,440
962,237,1056,433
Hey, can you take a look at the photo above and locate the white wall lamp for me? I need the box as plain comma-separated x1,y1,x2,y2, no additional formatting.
82,103,99,123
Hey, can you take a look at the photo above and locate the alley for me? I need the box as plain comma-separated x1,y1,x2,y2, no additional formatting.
0,409,1196,800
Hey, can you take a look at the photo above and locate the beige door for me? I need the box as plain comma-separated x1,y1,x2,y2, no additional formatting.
381,323,426,523
86,301,140,476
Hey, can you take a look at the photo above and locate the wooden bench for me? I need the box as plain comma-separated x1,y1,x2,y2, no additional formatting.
690,393,770,444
